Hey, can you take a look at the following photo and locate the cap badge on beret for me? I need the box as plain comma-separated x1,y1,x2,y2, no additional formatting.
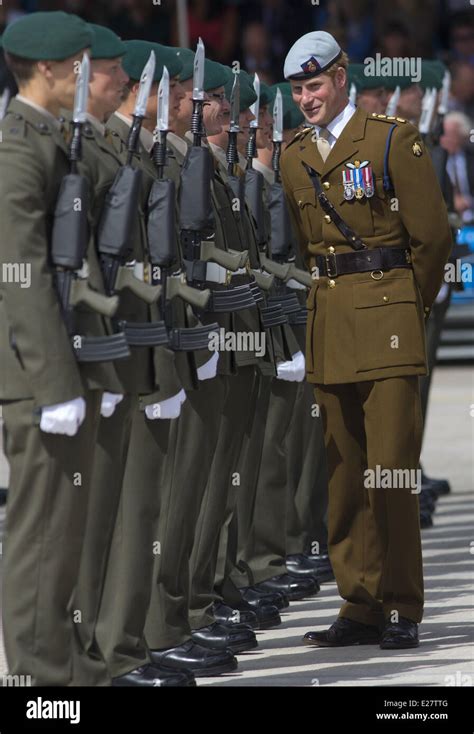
301,56,320,75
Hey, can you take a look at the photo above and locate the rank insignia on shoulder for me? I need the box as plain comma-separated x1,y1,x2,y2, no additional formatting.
343,160,374,199
412,141,423,157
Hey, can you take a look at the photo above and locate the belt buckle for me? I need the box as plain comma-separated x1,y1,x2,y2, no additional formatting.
226,269,232,285
325,252,337,278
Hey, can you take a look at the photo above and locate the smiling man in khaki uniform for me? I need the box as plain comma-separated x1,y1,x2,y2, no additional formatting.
280,32,452,649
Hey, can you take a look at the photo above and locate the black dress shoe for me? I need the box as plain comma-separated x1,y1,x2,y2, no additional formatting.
212,601,259,628
303,617,381,647
419,510,434,528
242,600,281,629
150,640,238,677
380,617,419,649
240,585,289,610
421,472,451,496
191,621,258,653
256,574,320,601
112,664,196,687
286,553,335,583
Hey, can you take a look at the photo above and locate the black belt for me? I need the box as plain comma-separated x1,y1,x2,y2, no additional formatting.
315,247,411,278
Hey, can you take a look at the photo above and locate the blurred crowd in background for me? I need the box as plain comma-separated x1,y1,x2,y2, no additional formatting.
1,0,473,220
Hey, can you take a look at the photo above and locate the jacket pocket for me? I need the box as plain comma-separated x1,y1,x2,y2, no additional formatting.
293,187,321,243
353,275,426,372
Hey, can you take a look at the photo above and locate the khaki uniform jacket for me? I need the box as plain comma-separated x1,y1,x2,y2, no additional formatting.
280,106,452,385
0,98,120,407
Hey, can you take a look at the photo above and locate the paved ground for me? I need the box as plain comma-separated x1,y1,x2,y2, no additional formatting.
0,365,472,686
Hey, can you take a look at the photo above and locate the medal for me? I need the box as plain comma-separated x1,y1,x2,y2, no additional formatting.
362,165,374,197
342,169,355,200
344,160,373,200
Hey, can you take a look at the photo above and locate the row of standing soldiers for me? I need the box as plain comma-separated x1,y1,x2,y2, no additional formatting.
0,13,331,686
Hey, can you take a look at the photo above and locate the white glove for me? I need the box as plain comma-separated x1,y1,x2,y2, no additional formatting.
100,392,124,418
276,359,296,382
145,389,186,420
197,351,219,381
292,351,306,382
40,397,86,437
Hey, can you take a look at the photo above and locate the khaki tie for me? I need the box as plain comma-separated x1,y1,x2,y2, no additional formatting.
316,127,331,162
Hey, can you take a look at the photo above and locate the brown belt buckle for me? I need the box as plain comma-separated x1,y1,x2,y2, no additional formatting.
325,252,338,278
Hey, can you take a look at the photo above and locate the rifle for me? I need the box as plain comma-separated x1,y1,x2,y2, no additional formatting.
265,88,311,326
51,53,130,362
98,51,168,347
147,65,218,352
179,40,253,314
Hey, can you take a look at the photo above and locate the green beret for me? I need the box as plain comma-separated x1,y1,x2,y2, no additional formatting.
122,40,182,82
175,47,195,82
223,70,257,112
272,81,293,97
89,24,126,60
173,48,227,90
281,94,304,130
268,88,304,130
204,59,228,91
2,11,92,61
349,63,387,91
420,60,445,91
379,71,417,92
246,73,272,106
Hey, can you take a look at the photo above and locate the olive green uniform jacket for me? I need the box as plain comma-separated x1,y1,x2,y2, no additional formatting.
0,98,120,407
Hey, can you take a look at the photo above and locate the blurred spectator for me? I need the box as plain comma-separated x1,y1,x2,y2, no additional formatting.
319,0,375,62
377,20,416,58
397,84,424,124
238,0,313,74
449,9,474,64
449,61,474,121
181,0,239,63
440,111,474,223
241,22,274,84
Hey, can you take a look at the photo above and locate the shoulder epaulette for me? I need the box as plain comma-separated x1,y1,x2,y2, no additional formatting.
369,113,406,124
286,126,312,149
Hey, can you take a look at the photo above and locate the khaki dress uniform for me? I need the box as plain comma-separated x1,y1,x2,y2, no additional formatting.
280,107,452,624
0,98,120,686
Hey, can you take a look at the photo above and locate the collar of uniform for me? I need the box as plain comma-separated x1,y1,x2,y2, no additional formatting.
85,112,106,137
114,111,132,131
208,141,227,169
238,151,247,171
168,131,188,157
314,101,356,144
297,106,368,176
139,125,155,153
253,157,274,184
15,94,61,130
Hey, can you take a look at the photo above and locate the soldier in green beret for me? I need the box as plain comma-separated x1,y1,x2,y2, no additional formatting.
62,28,194,687
0,11,122,687
347,63,390,116
144,47,262,676
254,87,333,585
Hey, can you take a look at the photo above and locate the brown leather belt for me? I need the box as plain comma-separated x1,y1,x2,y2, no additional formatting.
315,247,412,278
